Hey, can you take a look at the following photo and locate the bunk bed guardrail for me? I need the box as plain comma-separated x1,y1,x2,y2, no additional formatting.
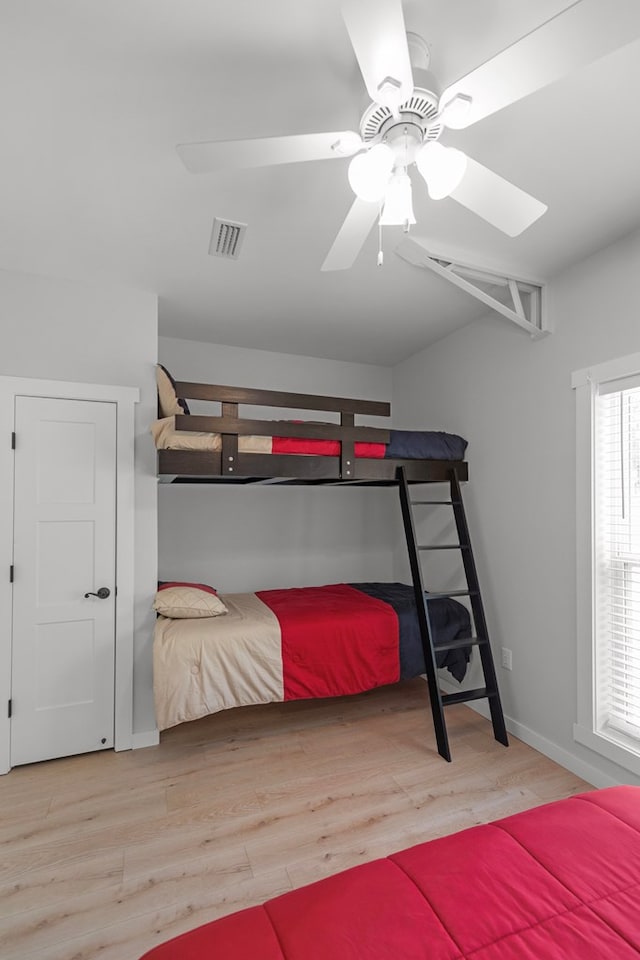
158,382,468,484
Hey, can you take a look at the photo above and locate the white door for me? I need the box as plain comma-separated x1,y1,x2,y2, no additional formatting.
10,396,117,766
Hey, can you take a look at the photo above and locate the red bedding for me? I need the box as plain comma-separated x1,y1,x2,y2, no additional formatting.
257,584,399,700
139,786,640,959
271,436,385,457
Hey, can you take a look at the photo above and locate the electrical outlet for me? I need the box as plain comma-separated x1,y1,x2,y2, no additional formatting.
501,647,513,670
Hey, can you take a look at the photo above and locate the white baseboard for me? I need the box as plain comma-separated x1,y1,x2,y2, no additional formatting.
437,676,619,789
131,729,160,750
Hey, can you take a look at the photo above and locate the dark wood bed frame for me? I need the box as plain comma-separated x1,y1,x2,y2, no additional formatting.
157,381,468,484
155,379,511,763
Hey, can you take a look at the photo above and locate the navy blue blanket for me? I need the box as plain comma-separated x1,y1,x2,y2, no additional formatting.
349,582,471,683
385,430,467,461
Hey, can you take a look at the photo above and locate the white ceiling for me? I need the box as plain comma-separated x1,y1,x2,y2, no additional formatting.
2,1,640,365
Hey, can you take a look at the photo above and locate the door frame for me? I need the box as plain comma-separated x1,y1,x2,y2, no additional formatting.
0,376,139,774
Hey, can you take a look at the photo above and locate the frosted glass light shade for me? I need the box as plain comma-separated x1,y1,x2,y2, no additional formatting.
348,143,394,202
416,142,467,200
379,170,416,226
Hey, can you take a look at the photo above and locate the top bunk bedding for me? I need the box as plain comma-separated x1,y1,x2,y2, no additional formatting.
152,417,467,461
154,366,468,484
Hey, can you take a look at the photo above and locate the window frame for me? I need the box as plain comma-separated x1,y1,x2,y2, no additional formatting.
573,351,640,775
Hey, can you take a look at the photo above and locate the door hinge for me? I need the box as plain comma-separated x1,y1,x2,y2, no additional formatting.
7,699,12,719
11,432,16,450
9,565,14,583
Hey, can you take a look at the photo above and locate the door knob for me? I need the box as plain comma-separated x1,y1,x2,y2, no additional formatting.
84,587,111,599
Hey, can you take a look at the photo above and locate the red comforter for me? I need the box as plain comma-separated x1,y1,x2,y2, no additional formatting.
257,584,399,700
140,786,640,959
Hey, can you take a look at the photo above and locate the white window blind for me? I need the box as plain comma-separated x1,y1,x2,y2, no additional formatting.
595,383,640,743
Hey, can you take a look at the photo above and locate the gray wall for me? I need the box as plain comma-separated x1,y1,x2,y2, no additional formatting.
158,337,396,592
392,227,640,787
0,268,158,736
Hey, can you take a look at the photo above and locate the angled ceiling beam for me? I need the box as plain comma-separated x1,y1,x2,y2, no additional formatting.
396,236,549,339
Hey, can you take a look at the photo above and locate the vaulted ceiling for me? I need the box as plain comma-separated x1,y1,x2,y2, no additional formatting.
2,1,640,363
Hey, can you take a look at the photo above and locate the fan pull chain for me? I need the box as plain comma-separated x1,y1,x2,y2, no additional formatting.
403,131,411,234
377,215,384,267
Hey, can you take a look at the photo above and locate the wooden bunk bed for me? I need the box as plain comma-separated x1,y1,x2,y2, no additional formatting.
156,381,468,485
153,372,506,760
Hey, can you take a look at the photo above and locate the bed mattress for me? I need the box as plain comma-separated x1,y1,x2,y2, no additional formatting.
153,582,471,731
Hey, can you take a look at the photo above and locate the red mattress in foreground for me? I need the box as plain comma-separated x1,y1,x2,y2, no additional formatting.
139,786,640,959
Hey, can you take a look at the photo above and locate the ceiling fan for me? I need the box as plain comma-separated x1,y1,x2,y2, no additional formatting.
177,0,640,272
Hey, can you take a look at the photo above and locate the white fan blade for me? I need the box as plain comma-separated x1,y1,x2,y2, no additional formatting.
321,197,380,271
177,131,362,173
342,0,413,108
440,0,640,129
450,157,547,237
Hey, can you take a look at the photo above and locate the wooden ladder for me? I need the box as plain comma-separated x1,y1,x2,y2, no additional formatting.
398,465,508,761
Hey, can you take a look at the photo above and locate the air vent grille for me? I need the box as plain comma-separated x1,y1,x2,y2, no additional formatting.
209,218,247,259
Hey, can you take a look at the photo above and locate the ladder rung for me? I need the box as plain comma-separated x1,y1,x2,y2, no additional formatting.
436,636,484,652
410,500,458,505
425,590,477,599
442,687,496,706
418,544,468,551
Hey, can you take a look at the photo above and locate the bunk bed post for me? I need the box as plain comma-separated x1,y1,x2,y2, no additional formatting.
397,466,452,762
221,401,239,476
340,411,355,480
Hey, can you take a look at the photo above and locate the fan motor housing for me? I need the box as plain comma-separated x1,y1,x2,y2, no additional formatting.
360,88,443,148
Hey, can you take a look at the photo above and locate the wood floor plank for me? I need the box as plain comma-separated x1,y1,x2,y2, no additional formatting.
0,680,593,960
3,867,292,960
0,796,51,825
0,846,253,958
0,851,124,920
0,783,168,852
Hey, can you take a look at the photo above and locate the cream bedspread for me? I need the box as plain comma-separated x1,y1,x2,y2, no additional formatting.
151,416,271,453
153,592,284,730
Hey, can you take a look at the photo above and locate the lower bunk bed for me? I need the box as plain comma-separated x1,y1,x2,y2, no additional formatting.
140,786,640,959
153,581,472,732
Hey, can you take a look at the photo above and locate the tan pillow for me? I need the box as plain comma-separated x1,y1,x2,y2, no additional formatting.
157,364,190,418
154,582,228,618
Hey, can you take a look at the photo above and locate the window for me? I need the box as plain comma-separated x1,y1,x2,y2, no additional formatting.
596,380,640,742
574,352,640,774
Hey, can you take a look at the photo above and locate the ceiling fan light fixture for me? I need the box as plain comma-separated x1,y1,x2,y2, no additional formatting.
379,169,416,227
416,142,467,200
348,143,394,202
439,92,473,128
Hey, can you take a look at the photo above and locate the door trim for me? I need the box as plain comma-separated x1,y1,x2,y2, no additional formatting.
0,376,139,774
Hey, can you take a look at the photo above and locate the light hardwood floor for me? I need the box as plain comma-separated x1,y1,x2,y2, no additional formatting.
0,680,591,960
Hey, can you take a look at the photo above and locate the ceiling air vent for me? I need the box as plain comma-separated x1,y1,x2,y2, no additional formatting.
209,218,247,260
